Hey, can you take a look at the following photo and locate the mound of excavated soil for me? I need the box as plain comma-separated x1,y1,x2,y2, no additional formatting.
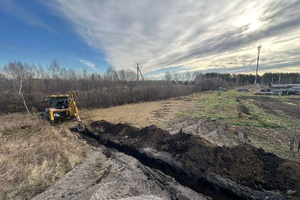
88,120,300,200
33,146,208,200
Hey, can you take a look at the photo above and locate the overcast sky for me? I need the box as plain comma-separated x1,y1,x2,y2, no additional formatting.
0,0,299,78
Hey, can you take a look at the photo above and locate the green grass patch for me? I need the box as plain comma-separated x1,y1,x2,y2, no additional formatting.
170,90,243,126
171,90,294,130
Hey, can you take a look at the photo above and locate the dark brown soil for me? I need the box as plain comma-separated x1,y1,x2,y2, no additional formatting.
87,120,300,200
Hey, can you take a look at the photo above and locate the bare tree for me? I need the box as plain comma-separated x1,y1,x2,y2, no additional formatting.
165,71,172,82
0,73,13,113
173,71,181,83
4,61,32,114
185,71,191,81
194,72,204,84
118,70,126,81
104,67,119,81
48,59,60,79
286,125,299,151
67,68,77,80
125,70,136,82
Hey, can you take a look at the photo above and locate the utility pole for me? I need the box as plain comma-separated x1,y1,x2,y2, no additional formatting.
137,63,139,81
136,63,144,82
254,45,262,85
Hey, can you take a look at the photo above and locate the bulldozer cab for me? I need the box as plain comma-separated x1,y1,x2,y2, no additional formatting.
45,92,80,122
49,96,70,109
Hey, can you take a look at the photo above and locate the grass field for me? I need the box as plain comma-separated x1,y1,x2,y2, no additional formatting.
0,114,94,199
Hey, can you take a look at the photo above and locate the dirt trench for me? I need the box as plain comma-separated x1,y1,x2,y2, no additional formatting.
80,120,300,200
33,146,209,200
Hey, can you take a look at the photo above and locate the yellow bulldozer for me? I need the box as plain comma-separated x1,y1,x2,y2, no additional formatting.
44,92,85,132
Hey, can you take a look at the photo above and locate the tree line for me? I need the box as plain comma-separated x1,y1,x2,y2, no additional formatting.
0,60,198,114
191,72,300,86
0,60,299,114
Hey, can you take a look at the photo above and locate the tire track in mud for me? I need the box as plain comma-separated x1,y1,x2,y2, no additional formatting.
79,121,291,200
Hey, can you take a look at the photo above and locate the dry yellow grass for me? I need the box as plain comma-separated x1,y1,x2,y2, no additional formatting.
0,113,94,200
81,94,197,128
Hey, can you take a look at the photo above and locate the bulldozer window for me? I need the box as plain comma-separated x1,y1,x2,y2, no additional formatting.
65,100,69,108
50,97,69,109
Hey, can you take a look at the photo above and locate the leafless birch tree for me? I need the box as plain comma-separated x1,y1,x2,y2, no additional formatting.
4,61,31,114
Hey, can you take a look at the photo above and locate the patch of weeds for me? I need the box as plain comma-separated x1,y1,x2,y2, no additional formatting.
259,121,281,129
155,121,167,129
284,102,297,106
169,91,245,125
176,112,187,117
233,120,253,127
239,99,281,129
175,110,200,122
273,110,286,116
193,93,240,122
210,112,231,121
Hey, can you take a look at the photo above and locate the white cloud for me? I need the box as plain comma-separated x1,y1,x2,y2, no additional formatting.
52,0,300,75
79,59,96,70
